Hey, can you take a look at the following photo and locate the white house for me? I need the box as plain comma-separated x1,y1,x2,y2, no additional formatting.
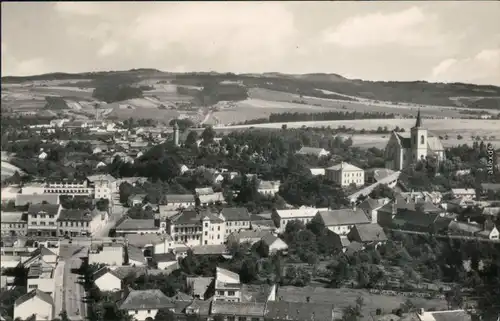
451,188,476,200
38,152,48,160
89,243,124,266
258,181,281,196
87,174,116,201
120,289,172,321
162,194,196,211
214,267,242,302
127,245,147,266
315,208,370,235
93,267,122,292
325,162,365,187
296,147,330,158
154,252,179,271
271,206,322,233
261,234,288,254
309,168,326,176
14,289,54,321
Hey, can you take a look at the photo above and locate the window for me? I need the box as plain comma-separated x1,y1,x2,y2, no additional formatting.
147,310,151,313
41,214,46,218
218,291,225,295
228,317,235,321
49,222,54,226
40,222,46,226
252,318,260,321
204,241,207,245
217,234,220,239
218,226,220,231
228,291,235,296
420,135,425,145
49,215,54,219
29,284,38,289
32,214,37,218
205,232,208,236
205,223,208,227
135,310,138,314
32,222,37,225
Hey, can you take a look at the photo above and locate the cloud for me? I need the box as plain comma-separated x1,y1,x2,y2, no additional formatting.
54,2,102,16
429,49,500,85
323,7,442,48
98,42,118,57
2,57,48,76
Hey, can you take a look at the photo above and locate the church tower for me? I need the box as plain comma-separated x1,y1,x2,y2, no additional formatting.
410,109,427,162
173,121,180,147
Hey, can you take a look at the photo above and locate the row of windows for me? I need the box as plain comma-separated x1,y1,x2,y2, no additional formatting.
345,172,362,177
46,189,90,194
282,218,311,226
3,223,25,228
218,290,236,296
31,222,55,226
343,179,362,185
30,221,90,227
31,214,55,219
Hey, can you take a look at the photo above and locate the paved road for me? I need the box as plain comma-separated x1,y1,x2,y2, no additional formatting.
93,192,126,238
64,251,87,321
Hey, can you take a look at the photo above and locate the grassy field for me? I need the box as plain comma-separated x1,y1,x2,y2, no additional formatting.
277,286,448,316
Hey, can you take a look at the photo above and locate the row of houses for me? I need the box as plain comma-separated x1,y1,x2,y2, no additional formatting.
1,203,109,238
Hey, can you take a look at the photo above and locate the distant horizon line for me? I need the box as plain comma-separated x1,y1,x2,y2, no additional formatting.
1,68,499,88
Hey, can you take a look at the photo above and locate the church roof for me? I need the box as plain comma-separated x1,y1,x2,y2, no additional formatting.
427,136,444,151
414,109,422,128
396,133,411,148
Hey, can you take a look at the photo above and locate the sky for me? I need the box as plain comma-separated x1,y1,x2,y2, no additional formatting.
1,1,500,86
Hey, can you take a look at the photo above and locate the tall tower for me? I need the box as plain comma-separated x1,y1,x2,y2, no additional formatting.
410,109,427,162
173,121,180,147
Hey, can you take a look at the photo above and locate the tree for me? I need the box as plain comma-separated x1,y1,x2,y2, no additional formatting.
254,240,269,257
201,126,216,144
240,258,258,283
185,131,199,148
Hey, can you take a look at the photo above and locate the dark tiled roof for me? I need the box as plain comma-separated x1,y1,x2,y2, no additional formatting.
171,210,202,225
16,194,59,206
126,234,168,248
127,245,146,264
211,301,266,316
392,210,439,228
350,224,387,242
116,218,156,230
168,299,211,315
170,292,194,301
154,252,177,262
166,194,195,203
57,209,95,222
93,266,120,281
241,284,273,303
265,301,334,321
396,133,411,149
15,289,54,307
120,289,172,310
220,207,250,221
27,204,60,216
481,183,500,191
318,208,370,226
191,244,228,255
186,277,214,298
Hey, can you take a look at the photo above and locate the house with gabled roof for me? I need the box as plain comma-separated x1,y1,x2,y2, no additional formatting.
93,266,122,292
296,147,330,158
315,207,370,236
272,206,322,233
162,194,196,211
127,244,147,266
261,233,288,254
347,223,387,246
115,218,160,236
120,289,173,321
14,289,54,321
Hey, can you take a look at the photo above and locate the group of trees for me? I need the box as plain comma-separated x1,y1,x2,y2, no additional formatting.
241,111,396,124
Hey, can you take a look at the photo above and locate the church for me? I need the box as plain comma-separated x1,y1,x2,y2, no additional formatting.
384,110,445,170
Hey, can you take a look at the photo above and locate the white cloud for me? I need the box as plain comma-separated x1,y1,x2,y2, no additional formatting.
429,49,500,85
54,2,102,16
2,57,48,76
127,3,296,71
98,41,118,57
323,7,442,48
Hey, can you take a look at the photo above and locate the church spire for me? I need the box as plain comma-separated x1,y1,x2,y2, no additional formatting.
414,109,422,128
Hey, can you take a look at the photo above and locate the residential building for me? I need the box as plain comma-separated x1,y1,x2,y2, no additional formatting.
57,208,108,237
1,211,27,237
358,197,390,224
315,207,370,235
14,289,54,321
87,174,116,200
162,194,196,211
211,301,266,320
43,179,93,196
325,162,365,187
214,267,242,302
93,267,122,292
451,188,477,200
347,223,388,246
128,194,147,207
187,277,214,299
296,147,331,158
115,218,160,236
127,245,147,266
27,204,62,237
257,180,281,196
89,243,124,266
198,191,226,206
26,260,55,295
125,233,174,256
364,168,395,184
20,182,46,195
260,233,288,254
385,110,445,170
271,206,321,233
166,209,226,246
154,252,179,272
220,207,251,236
15,194,60,207
347,171,401,204
226,230,273,246
120,289,172,321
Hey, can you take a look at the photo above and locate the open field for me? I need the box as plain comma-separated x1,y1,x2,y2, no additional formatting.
1,161,24,180
107,107,182,121
31,87,93,99
219,119,500,148
278,286,448,316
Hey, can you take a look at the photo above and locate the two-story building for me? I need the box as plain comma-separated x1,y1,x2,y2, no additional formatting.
57,208,108,237
163,194,196,211
315,207,370,236
271,206,322,233
220,208,251,237
167,209,226,246
214,267,242,302
325,162,365,187
257,180,281,196
115,218,160,236
27,204,62,237
44,178,93,196
1,212,27,237
87,174,116,200
451,188,476,201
